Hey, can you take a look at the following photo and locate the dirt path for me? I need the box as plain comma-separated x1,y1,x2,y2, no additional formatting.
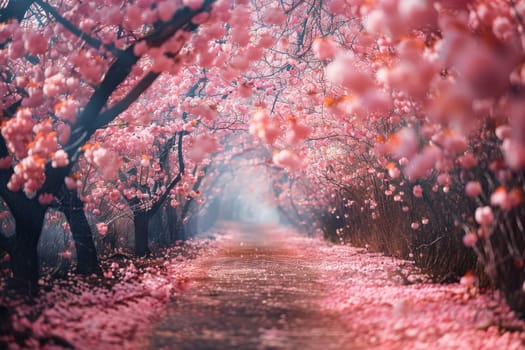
145,223,525,350
147,223,356,349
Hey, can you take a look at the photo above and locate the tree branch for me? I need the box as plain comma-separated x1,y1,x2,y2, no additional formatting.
34,0,122,56
140,2,209,48
92,71,161,131
148,131,185,215
0,0,34,23
71,45,140,136
70,0,216,150
180,163,209,221
159,76,208,166
9,0,216,198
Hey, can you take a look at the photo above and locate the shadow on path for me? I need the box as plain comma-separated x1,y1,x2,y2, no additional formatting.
147,222,356,349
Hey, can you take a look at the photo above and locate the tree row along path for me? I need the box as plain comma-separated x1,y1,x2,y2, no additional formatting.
143,222,525,350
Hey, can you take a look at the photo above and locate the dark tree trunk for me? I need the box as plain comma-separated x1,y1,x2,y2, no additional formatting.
149,210,165,246
134,211,151,256
61,191,101,276
8,203,46,295
174,221,185,241
167,206,182,242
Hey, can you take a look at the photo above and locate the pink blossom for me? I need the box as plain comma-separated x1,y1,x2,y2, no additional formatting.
437,173,450,186
191,12,210,25
312,37,338,61
185,103,217,121
263,7,287,25
360,90,392,115
2,108,35,159
38,193,54,205
7,35,24,59
327,0,347,15
229,4,252,27
397,0,437,30
109,190,120,202
463,232,478,247
184,0,204,10
64,176,78,190
502,139,525,170
57,123,71,145
364,9,390,35
272,149,304,172
237,82,253,98
124,5,143,30
451,38,512,98
230,28,251,46
43,74,66,98
403,146,441,180
140,155,151,167
230,55,250,71
492,16,513,41
90,147,121,180
286,120,311,145
457,153,477,169
249,109,281,145
187,134,221,163
490,186,511,210
157,1,177,22
151,51,174,73
432,129,467,155
51,150,69,168
412,185,423,198
28,131,58,159
475,206,494,226
106,6,124,25
508,187,524,207
8,155,46,197
79,18,96,32
24,32,48,55
495,125,512,140
465,181,482,197
257,33,275,48
388,166,400,179
326,54,373,94
380,128,418,160
59,250,73,259
378,56,437,100
460,271,477,288
133,41,149,56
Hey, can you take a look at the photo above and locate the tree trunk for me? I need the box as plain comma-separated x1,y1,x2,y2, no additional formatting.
61,192,101,276
134,211,151,256
166,205,181,243
8,205,46,295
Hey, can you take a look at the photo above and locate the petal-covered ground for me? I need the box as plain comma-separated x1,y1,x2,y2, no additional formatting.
2,223,525,349
315,244,525,349
148,222,525,349
0,240,217,349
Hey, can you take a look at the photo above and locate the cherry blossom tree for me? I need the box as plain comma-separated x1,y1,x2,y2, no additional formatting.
0,0,217,291
241,0,525,313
